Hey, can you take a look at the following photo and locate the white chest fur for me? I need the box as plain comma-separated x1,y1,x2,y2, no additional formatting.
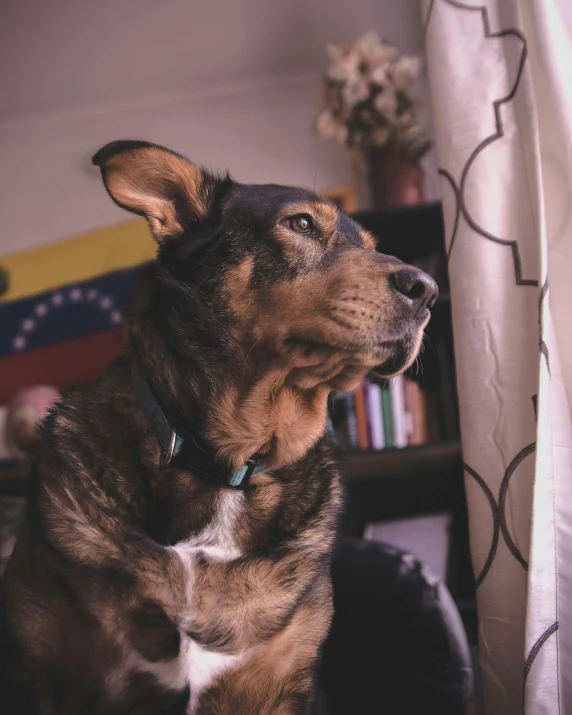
173,488,245,559
134,490,247,712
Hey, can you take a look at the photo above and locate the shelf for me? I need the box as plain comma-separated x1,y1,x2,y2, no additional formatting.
1,442,463,493
0,442,464,494
338,440,462,484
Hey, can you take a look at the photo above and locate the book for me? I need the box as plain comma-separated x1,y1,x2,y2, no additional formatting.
343,393,359,449
330,392,358,450
365,381,385,450
403,378,428,446
380,385,394,448
362,381,373,447
390,375,408,448
353,385,369,450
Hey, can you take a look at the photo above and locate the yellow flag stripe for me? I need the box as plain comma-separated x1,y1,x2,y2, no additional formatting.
0,220,157,304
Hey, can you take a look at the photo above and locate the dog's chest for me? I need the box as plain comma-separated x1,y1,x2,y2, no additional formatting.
138,491,247,711
172,488,245,562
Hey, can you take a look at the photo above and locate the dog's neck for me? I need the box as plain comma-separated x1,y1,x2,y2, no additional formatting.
128,282,347,475
132,348,332,473
206,369,331,470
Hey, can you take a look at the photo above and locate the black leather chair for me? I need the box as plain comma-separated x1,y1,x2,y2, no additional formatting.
320,538,474,714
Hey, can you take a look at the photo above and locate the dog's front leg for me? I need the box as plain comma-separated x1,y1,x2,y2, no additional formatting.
190,566,333,715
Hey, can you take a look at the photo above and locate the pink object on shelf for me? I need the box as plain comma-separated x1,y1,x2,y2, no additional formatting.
6,385,60,451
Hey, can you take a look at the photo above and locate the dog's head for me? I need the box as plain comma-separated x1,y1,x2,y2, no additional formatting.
94,141,437,466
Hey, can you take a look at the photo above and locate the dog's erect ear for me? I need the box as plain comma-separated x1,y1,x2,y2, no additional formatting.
92,140,223,242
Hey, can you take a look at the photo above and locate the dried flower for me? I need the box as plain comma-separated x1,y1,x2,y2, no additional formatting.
370,64,388,86
315,110,349,144
341,75,370,107
325,44,359,83
314,31,429,158
390,55,422,91
374,87,398,116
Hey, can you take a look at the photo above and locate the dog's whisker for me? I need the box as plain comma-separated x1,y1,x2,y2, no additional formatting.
242,338,261,375
423,332,435,355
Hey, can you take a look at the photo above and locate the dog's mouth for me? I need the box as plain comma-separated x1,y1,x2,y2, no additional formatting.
283,321,423,375
284,335,397,357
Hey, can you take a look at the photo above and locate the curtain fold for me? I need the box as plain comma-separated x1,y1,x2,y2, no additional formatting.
421,1,572,712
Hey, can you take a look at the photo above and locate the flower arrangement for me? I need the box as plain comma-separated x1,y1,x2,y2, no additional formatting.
315,31,430,160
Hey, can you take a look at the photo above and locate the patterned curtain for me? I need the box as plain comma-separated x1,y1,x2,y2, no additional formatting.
421,1,572,713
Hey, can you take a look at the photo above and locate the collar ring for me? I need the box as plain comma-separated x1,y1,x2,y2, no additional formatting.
161,427,178,467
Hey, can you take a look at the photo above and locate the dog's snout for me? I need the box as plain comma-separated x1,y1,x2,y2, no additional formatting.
391,268,438,312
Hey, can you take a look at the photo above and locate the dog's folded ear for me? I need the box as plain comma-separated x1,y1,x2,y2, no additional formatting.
93,140,224,242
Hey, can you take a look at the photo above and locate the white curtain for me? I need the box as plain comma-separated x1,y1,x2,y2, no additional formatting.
422,1,572,713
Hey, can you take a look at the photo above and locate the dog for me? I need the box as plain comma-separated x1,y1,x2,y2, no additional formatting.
0,140,437,714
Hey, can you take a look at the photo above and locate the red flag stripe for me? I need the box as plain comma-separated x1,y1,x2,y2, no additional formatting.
0,328,125,404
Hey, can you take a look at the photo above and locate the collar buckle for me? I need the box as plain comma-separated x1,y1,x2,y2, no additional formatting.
225,457,260,488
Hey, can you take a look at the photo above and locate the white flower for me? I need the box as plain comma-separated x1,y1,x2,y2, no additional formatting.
370,44,398,68
315,110,349,144
374,87,398,117
355,30,381,57
355,31,397,69
325,44,360,83
341,76,370,108
390,55,422,91
370,64,388,86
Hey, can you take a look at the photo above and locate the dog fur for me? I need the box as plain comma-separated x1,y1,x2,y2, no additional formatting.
0,140,437,714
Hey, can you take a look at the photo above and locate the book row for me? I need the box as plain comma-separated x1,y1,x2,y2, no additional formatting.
329,376,431,451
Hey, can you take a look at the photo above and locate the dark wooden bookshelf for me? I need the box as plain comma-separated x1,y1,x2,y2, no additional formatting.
353,202,447,264
343,202,477,643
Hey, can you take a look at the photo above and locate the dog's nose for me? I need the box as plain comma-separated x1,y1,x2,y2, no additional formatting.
391,268,438,313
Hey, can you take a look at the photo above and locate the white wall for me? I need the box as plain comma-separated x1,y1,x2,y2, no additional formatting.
0,0,435,255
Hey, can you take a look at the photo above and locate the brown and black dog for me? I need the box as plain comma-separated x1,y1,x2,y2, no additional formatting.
0,140,437,714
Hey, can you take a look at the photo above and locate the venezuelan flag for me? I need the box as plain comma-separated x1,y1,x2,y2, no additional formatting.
0,220,156,404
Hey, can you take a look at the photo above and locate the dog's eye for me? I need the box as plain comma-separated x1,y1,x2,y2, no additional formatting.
287,214,314,235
